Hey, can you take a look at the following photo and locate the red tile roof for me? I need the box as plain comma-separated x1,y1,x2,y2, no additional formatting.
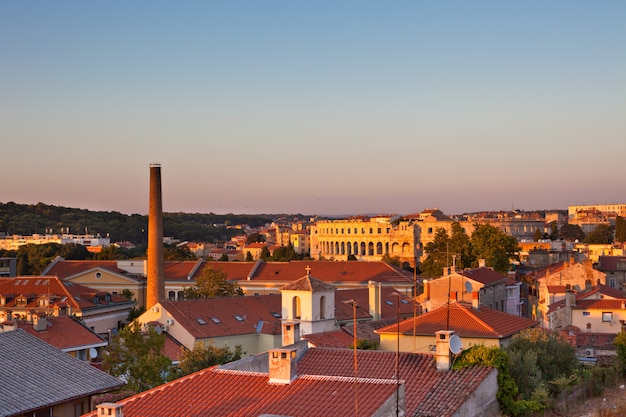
281,275,337,292
83,347,495,417
158,296,284,338
18,316,107,351
548,284,626,313
298,348,494,417
44,260,132,279
334,287,417,322
0,276,130,311
84,366,399,417
598,256,626,272
249,260,413,284
459,267,507,285
377,302,538,339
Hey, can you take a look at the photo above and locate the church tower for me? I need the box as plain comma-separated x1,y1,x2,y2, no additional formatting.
280,266,336,338
146,163,165,308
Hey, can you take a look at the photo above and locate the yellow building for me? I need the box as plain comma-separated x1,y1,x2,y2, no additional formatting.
310,215,420,266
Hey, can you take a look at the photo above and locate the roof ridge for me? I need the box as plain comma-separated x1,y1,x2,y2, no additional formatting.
453,303,499,336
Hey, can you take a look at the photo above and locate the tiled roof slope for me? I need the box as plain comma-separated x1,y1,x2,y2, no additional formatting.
0,276,131,311
459,267,507,285
377,302,538,339
303,317,400,348
298,348,493,417
83,366,399,417
334,287,417,321
547,284,626,313
44,260,132,279
280,275,337,292
18,316,106,350
249,260,413,283
159,296,284,338
0,329,122,417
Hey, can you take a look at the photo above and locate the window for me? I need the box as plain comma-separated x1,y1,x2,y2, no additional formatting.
320,295,326,319
293,296,301,319
196,318,207,325
234,315,245,322
609,278,617,288
602,312,613,322
583,311,590,317
210,317,222,324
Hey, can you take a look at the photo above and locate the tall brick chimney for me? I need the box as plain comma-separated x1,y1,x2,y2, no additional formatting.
147,163,165,309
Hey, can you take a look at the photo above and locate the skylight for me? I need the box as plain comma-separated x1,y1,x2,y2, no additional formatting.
401,299,410,304
210,317,222,324
385,300,394,306
196,318,207,325
271,312,281,318
234,315,245,322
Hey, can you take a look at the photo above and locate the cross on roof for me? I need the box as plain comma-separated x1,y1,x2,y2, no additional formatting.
305,265,311,276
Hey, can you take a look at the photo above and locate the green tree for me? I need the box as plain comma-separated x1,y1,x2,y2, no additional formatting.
102,321,173,392
583,224,614,244
453,345,543,416
470,223,519,273
616,216,626,243
246,233,265,244
559,224,585,241
95,245,128,260
449,221,474,269
506,328,579,397
177,343,244,376
245,251,254,262
420,228,451,277
260,246,271,261
218,253,229,261
614,331,626,377
533,229,543,242
163,244,196,261
182,266,243,299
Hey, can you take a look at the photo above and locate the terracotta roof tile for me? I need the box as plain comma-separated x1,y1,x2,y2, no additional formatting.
83,347,495,417
459,267,507,285
377,302,538,339
159,296,284,339
18,316,106,351
280,275,337,292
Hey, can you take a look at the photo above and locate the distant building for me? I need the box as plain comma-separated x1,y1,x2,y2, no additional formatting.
569,203,626,220
0,257,17,278
0,233,110,253
310,214,420,267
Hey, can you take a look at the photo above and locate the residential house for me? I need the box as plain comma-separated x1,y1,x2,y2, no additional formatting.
523,259,606,327
0,329,122,417
84,340,500,417
547,284,626,333
376,300,538,353
0,276,134,336
598,255,626,293
417,266,511,313
0,257,17,278
1,315,107,362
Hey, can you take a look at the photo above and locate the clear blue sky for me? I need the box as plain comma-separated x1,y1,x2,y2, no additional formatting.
1,1,624,216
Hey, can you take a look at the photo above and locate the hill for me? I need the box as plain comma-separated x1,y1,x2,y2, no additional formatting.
0,202,276,244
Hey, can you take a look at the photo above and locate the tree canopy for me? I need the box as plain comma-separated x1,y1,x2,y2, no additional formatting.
420,222,517,276
102,321,173,393
559,224,585,242
176,343,244,377
182,266,244,299
616,216,626,243
470,223,519,273
583,224,614,244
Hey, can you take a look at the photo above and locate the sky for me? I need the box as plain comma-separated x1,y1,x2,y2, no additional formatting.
1,1,624,217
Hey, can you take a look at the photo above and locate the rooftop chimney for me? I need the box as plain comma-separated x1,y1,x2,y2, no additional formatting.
478,259,486,268
435,330,454,371
268,348,298,384
32,313,47,332
96,403,123,417
472,291,480,310
147,164,165,309
368,281,381,320
281,320,300,347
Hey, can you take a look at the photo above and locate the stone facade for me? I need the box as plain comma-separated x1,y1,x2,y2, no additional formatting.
310,215,420,267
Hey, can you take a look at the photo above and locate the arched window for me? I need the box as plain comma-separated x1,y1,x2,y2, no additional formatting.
168,291,176,301
293,296,301,319
320,295,326,319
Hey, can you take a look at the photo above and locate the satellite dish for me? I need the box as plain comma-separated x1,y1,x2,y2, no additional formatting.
155,325,162,335
89,348,98,359
449,334,463,355
465,281,473,294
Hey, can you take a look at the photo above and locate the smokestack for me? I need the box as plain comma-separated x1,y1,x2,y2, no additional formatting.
147,163,165,309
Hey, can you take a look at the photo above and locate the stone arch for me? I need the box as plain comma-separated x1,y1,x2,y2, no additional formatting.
293,296,301,319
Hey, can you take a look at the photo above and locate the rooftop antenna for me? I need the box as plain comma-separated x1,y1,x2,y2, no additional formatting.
343,299,359,417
